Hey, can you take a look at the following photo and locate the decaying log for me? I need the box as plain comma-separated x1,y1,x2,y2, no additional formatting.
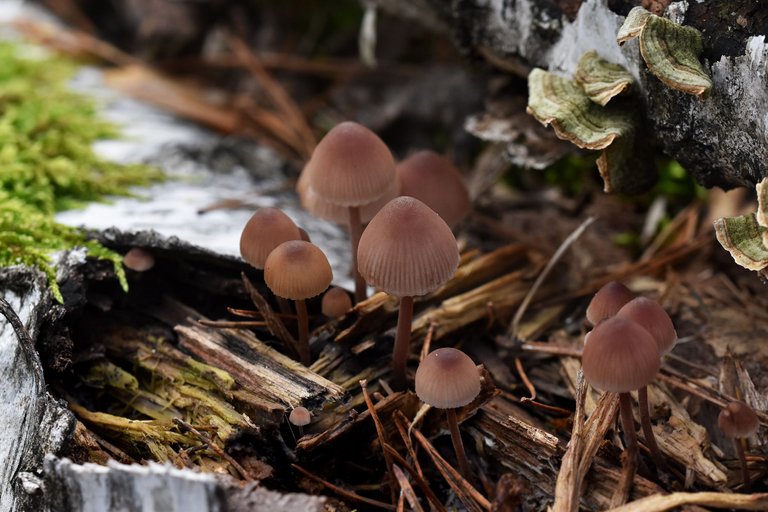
43,456,327,512
378,0,768,190
0,268,75,512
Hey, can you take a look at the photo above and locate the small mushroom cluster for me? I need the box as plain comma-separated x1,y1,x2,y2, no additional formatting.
239,207,332,366
582,281,677,476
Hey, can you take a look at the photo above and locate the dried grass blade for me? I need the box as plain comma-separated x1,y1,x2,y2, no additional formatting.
384,443,447,512
392,464,425,512
361,380,398,504
605,491,768,512
412,429,491,512
292,464,396,511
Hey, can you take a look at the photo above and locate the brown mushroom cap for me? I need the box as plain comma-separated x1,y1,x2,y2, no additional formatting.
321,287,353,318
582,316,660,393
617,297,677,354
415,348,481,409
288,406,311,427
123,248,155,272
264,241,332,300
303,121,396,207
298,169,399,224
586,281,635,326
240,208,301,269
357,196,459,297
396,150,471,228
718,401,760,438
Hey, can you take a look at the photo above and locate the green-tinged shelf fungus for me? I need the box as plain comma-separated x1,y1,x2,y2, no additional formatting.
526,68,654,194
617,6,712,98
574,51,634,106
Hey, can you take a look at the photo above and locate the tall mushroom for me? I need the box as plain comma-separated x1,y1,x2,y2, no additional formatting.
718,400,760,488
396,150,471,229
264,240,332,365
357,196,459,388
582,316,661,496
415,347,481,478
300,121,396,302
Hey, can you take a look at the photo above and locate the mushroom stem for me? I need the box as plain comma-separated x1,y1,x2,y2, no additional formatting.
446,408,471,479
734,437,750,489
295,299,311,365
348,205,366,302
392,295,414,389
638,386,670,474
298,425,305,437
614,392,638,505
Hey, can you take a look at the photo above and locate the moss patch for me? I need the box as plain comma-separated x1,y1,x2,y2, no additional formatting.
0,43,163,302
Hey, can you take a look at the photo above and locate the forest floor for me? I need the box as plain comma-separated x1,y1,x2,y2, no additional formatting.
6,1,768,510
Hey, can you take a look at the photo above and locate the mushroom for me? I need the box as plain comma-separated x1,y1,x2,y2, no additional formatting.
718,400,760,488
123,247,155,272
615,296,677,473
239,208,301,270
585,281,635,326
357,197,459,388
415,347,481,478
300,122,397,302
321,287,353,318
582,316,661,490
289,406,312,437
616,297,677,354
264,240,332,365
396,150,471,228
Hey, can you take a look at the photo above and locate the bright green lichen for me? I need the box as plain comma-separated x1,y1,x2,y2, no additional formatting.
0,43,163,302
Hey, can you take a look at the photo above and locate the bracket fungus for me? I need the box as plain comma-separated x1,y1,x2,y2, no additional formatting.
415,347,481,479
264,240,333,365
299,121,397,302
718,401,760,488
358,196,459,388
617,6,712,98
715,178,768,273
574,51,634,107
526,68,655,194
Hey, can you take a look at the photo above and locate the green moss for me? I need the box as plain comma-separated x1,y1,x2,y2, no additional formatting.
0,43,163,302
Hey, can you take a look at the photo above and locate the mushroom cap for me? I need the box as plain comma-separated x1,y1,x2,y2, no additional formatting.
289,406,311,426
586,281,635,326
123,248,155,272
617,297,677,354
396,150,471,228
303,121,396,207
264,241,332,300
240,208,301,269
718,401,759,438
415,348,481,409
582,316,660,393
357,196,459,297
298,168,399,224
321,287,353,317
